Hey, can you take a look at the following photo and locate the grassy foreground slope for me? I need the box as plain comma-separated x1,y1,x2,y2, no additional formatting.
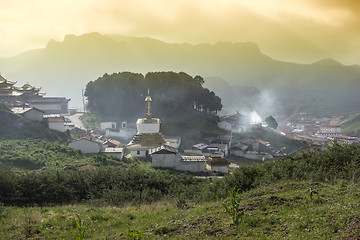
1,180,359,239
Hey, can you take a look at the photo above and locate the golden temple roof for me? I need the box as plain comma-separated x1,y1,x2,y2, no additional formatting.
0,74,16,85
127,133,166,148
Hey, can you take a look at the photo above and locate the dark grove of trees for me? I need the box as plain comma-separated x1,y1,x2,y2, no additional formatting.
85,71,222,119
265,115,278,129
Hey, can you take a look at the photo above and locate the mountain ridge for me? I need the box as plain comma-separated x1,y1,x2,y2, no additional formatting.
0,32,359,116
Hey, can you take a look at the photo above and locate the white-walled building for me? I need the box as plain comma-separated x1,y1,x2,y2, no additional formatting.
217,112,249,133
320,124,341,133
69,138,104,153
101,121,137,140
28,97,70,114
150,146,205,172
101,147,124,159
12,107,44,121
47,116,66,132
101,122,117,130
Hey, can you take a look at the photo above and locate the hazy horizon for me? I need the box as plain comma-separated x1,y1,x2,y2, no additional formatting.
1,0,360,65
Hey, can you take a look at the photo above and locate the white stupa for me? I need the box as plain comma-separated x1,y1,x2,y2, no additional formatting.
127,89,168,157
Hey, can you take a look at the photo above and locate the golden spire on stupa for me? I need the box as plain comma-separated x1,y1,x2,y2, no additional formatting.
145,88,152,119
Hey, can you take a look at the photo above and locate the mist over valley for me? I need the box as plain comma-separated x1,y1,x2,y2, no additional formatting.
1,32,359,119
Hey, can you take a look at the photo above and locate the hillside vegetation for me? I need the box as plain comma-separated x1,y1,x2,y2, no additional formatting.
1,144,360,239
0,103,66,140
0,140,124,171
1,143,360,206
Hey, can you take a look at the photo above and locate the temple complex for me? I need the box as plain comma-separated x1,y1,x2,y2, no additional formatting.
127,89,168,157
0,74,69,114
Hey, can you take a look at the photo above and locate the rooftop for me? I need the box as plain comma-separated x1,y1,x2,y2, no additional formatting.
149,145,178,155
47,116,65,122
181,156,206,162
322,124,340,127
128,133,166,148
102,147,123,153
11,107,44,114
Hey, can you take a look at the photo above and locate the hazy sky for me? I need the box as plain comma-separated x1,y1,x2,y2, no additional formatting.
1,0,359,64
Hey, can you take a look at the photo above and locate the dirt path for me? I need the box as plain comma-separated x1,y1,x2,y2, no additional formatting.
67,113,85,129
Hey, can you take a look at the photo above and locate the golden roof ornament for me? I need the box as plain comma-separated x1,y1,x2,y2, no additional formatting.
145,88,152,119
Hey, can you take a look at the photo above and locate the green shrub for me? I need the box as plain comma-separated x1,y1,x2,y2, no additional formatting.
222,187,244,225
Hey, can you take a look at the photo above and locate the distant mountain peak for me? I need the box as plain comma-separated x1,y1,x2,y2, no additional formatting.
312,58,343,66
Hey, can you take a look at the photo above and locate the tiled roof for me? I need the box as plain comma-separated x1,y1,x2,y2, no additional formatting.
12,107,45,114
333,135,357,140
102,147,123,153
128,133,166,148
181,156,206,162
47,116,65,122
149,145,178,155
322,124,340,127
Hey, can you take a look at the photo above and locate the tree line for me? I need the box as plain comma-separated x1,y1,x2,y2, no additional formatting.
85,71,222,119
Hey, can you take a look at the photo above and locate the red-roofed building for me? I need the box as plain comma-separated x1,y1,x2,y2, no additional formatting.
316,123,341,138
332,135,358,144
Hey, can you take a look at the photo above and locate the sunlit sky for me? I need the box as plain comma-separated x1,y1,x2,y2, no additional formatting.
1,0,360,64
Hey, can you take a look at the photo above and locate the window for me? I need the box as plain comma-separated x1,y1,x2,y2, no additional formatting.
137,150,140,155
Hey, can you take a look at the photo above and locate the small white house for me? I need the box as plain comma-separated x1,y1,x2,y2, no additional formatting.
69,138,103,153
106,128,137,140
217,112,248,133
101,122,117,131
47,116,66,132
12,107,44,121
101,147,124,159
150,146,206,172
102,121,137,140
